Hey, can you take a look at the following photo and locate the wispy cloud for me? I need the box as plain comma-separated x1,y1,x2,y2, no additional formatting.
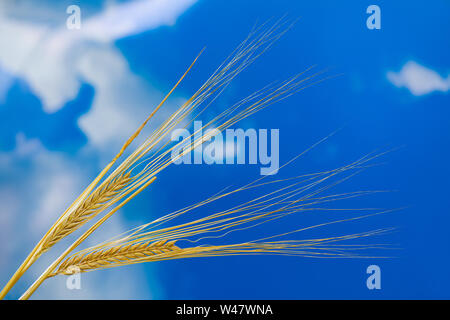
0,0,197,149
82,0,197,42
0,133,161,299
387,61,450,96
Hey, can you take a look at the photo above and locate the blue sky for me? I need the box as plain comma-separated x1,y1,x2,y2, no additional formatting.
0,0,449,299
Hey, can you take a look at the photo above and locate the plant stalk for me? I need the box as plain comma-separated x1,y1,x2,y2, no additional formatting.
20,176,157,300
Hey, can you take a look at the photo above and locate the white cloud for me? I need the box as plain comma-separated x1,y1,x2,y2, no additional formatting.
387,61,450,96
0,0,197,148
74,45,185,157
82,0,197,43
0,134,86,253
0,188,19,270
0,134,160,299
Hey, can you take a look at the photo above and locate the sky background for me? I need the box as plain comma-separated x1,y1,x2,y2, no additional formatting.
0,0,449,299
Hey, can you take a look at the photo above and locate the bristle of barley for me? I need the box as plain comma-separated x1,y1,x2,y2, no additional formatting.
51,240,179,276
41,173,133,253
